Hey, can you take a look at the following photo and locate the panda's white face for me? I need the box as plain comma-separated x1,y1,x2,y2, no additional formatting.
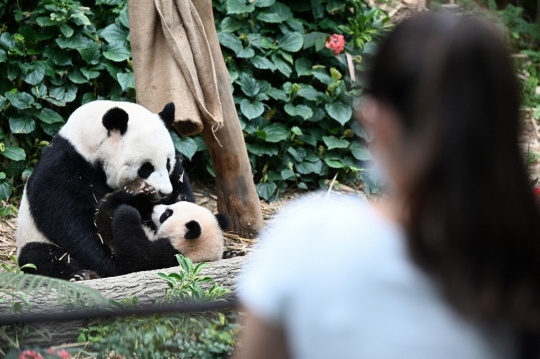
59,101,177,197
103,127,176,197
151,202,224,262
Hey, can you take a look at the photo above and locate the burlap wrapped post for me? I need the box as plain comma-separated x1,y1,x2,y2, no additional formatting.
128,0,264,238
128,0,223,136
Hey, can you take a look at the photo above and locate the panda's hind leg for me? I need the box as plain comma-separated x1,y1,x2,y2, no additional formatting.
18,242,100,281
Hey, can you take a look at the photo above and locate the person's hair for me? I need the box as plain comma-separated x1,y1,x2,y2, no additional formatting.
369,12,540,357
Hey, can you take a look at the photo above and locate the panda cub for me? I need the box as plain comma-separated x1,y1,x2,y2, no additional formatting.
94,184,230,274
16,101,195,280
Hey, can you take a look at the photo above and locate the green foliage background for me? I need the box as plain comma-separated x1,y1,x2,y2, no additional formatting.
0,0,389,212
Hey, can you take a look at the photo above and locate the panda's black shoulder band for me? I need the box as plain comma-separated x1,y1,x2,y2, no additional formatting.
102,107,128,136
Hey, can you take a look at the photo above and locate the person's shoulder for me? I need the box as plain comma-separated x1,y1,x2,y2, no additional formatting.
271,192,384,232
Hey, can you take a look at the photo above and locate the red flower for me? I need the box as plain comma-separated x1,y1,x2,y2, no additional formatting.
534,187,540,197
325,34,345,55
19,350,43,359
55,349,69,359
44,348,69,359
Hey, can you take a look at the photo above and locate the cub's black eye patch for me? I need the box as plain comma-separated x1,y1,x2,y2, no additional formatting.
138,162,154,179
160,209,173,224
166,158,171,172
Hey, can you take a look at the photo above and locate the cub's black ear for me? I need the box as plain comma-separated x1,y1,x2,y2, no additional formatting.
215,213,230,231
102,107,129,136
158,102,175,129
185,220,201,240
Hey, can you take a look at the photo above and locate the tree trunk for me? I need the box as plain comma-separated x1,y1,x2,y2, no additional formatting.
192,0,264,239
0,256,247,349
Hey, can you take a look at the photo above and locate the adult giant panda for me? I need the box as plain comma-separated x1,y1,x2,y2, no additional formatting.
16,101,195,280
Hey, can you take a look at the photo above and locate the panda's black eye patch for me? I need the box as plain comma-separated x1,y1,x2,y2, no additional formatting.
160,209,173,224
166,158,171,172
138,162,154,179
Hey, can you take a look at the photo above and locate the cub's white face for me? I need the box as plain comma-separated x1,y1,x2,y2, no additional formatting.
59,101,176,196
152,202,224,262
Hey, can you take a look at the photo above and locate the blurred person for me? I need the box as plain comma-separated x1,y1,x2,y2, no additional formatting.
234,12,540,359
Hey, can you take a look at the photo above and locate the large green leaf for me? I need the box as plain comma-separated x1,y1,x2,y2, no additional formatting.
103,42,131,62
264,124,289,142
284,104,313,120
246,142,279,156
5,91,34,109
257,3,292,22
296,159,323,174
77,42,101,65
23,61,46,86
0,32,15,50
227,0,255,14
297,84,320,101
279,32,303,52
0,181,12,201
240,99,264,120
322,136,349,150
303,31,329,50
100,23,129,43
81,67,100,80
271,53,292,77
218,33,242,54
68,70,88,84
31,83,47,99
59,24,74,38
56,34,85,49
252,56,275,71
220,17,242,33
254,0,275,7
50,83,77,103
0,49,6,63
117,72,135,91
9,113,36,134
2,146,26,161
237,47,255,58
324,157,345,168
325,101,352,125
37,108,64,124
240,73,260,97
256,182,277,200
295,58,311,76
170,131,199,161
350,141,372,161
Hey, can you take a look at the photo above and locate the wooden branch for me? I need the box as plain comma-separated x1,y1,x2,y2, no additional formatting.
192,0,264,239
0,257,247,350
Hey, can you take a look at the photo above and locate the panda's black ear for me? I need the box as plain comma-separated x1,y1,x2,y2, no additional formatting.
103,107,128,135
214,213,230,231
159,102,175,129
185,220,201,240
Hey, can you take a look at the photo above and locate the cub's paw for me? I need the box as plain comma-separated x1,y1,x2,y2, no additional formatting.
222,250,247,259
69,270,100,282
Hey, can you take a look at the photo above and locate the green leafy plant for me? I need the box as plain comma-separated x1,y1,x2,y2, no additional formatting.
0,0,134,214
157,254,231,303
75,254,238,358
206,0,389,199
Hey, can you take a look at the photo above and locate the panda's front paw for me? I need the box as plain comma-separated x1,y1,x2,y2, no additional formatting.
222,250,247,259
69,270,100,282
114,204,142,223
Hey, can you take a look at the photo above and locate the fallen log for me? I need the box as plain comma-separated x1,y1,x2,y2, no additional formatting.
0,256,248,350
